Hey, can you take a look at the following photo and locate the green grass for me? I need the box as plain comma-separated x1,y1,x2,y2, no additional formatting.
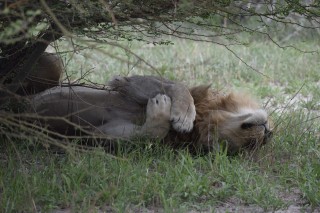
1,38,320,212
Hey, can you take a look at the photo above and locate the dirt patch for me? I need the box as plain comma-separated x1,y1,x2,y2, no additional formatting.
52,203,320,213
214,204,319,213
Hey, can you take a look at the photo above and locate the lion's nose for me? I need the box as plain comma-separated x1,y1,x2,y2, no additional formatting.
265,129,272,136
264,126,273,142
262,123,273,140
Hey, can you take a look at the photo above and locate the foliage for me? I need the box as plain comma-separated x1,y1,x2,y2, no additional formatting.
0,0,319,94
0,2,319,211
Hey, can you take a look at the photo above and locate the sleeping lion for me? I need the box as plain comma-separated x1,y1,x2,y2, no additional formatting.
31,75,273,153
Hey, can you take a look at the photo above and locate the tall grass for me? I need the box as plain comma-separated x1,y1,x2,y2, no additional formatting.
1,38,319,212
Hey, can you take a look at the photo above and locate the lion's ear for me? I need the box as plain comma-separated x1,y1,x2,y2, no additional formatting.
190,84,211,103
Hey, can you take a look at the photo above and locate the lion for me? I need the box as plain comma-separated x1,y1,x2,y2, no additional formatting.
30,76,195,138
30,75,273,153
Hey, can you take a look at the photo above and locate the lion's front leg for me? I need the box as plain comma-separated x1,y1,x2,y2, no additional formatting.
141,94,171,139
169,84,196,133
95,94,171,139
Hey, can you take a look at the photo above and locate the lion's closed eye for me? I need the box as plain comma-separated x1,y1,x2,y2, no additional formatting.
241,123,255,129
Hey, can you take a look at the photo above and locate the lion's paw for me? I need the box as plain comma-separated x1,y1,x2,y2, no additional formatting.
147,94,171,120
170,101,196,133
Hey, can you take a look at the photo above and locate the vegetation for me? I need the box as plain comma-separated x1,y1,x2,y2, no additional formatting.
1,39,320,212
1,0,320,97
0,0,320,212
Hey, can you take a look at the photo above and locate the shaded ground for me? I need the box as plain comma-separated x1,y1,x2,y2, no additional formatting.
52,190,320,213
53,205,319,213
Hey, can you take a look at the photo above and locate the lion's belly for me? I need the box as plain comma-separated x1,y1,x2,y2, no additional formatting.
31,86,146,134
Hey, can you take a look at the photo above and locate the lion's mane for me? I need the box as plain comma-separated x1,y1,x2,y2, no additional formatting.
166,85,272,153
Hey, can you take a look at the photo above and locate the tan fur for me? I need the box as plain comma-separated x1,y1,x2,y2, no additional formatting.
165,85,273,153
29,75,195,139
29,75,272,153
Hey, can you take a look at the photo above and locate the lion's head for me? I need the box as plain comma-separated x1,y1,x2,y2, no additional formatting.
168,85,273,153
191,85,273,153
